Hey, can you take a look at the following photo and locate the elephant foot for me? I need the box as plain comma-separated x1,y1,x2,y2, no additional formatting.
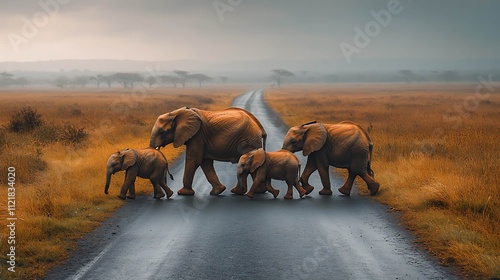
166,188,174,199
270,189,280,198
304,185,314,195
210,185,226,196
284,193,293,199
127,195,136,199
230,186,246,195
338,186,351,196
368,182,380,196
319,188,333,196
154,193,165,199
298,187,307,198
117,194,127,200
178,187,195,196
245,192,254,199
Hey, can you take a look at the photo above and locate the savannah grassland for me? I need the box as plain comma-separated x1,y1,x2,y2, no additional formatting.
266,83,500,279
0,86,243,279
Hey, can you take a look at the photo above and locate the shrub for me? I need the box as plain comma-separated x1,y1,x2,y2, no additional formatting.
34,124,60,143
60,124,88,144
9,106,44,133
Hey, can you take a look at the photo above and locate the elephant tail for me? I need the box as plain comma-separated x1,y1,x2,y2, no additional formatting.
166,165,174,181
368,142,374,178
262,131,267,151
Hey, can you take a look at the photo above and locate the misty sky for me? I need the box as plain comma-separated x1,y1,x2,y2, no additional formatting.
1,0,499,63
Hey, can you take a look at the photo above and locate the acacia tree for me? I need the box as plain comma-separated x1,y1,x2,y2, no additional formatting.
188,73,212,88
158,75,180,87
146,76,157,88
271,69,295,87
53,76,70,89
0,72,14,86
174,70,189,88
73,76,91,88
90,74,108,88
110,73,143,88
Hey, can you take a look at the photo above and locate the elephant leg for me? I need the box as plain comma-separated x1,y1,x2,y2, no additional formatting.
201,159,226,196
120,169,137,200
231,173,247,195
126,183,136,200
338,170,357,196
252,172,267,194
179,158,198,196
150,179,165,199
294,177,307,198
265,179,279,198
316,159,332,195
245,177,263,199
284,181,294,199
159,179,174,199
360,173,380,196
300,156,317,195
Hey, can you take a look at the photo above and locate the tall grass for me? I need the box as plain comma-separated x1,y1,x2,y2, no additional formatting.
265,84,500,279
0,87,244,279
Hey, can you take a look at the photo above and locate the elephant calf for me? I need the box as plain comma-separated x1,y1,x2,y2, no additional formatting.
105,148,174,200
237,148,307,199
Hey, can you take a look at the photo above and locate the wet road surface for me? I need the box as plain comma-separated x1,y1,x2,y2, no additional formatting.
44,89,457,280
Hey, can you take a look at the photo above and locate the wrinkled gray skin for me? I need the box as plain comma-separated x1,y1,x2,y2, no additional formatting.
282,121,379,196
105,148,174,200
149,107,267,196
237,148,307,199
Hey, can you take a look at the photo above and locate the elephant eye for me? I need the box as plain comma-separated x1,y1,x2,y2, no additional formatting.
291,138,297,143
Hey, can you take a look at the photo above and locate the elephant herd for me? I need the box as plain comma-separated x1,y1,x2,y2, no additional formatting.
105,106,379,200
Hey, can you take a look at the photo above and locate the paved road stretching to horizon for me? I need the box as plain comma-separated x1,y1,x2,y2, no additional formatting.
44,89,457,280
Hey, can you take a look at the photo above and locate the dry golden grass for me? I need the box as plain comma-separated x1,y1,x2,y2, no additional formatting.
266,83,500,279
0,86,245,279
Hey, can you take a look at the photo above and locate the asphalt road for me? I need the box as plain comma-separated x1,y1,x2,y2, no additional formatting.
45,90,457,280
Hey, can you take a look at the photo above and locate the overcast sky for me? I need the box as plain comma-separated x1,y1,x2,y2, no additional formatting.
1,0,499,64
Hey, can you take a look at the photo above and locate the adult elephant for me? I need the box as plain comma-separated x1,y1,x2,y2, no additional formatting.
282,121,379,196
150,107,267,196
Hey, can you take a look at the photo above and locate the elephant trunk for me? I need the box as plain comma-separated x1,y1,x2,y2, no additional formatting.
105,171,112,194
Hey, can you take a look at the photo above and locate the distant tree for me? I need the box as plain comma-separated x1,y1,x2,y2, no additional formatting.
73,76,91,88
102,75,113,88
110,73,143,88
158,75,180,87
146,76,157,88
90,74,107,88
220,76,228,84
271,69,295,87
15,77,29,87
174,70,189,88
0,72,15,86
441,70,459,83
188,73,212,88
53,76,70,89
399,69,417,83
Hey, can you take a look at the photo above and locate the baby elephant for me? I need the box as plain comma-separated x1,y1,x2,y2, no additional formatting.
105,148,174,200
237,148,307,199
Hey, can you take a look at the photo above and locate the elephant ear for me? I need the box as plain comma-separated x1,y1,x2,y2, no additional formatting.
121,149,137,170
303,123,327,156
173,108,201,148
250,148,266,173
